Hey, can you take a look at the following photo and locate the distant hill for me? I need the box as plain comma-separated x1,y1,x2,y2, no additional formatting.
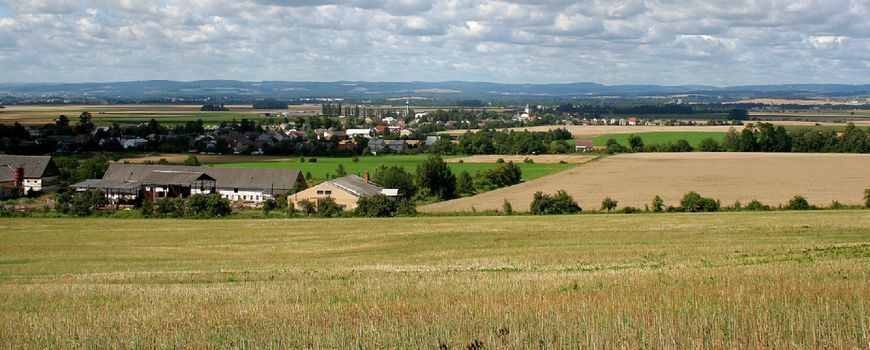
0,80,867,99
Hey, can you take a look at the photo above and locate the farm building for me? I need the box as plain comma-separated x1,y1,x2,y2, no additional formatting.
0,155,60,198
575,140,595,152
289,173,398,211
368,139,408,154
72,164,305,205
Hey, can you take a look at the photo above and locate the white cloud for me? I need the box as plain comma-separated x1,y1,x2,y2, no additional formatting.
0,0,867,85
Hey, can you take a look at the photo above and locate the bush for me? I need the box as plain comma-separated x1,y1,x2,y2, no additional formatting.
316,197,343,217
865,189,870,208
456,170,475,196
600,197,618,212
474,162,521,192
355,194,399,217
502,199,513,215
58,191,106,217
829,200,845,210
308,157,317,163
186,194,231,218
620,206,641,214
183,155,201,166
530,190,581,215
744,200,770,211
680,191,720,212
298,199,315,216
786,195,812,210
651,195,664,213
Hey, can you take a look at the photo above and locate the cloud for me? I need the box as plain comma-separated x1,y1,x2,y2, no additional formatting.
0,0,867,85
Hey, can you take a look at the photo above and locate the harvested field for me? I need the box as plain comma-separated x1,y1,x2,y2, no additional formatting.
729,98,869,106
0,212,867,348
420,153,870,213
446,154,597,164
0,104,319,125
116,154,292,164
440,125,740,138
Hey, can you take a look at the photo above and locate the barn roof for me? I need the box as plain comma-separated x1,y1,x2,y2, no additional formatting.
328,174,391,197
0,155,57,182
141,171,214,186
102,164,303,191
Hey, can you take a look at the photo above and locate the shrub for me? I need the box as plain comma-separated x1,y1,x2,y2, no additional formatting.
600,197,618,212
186,194,231,218
474,162,521,192
651,195,664,213
829,200,845,210
298,199,315,216
698,138,721,152
183,155,201,166
502,199,513,215
316,197,342,217
355,194,399,217
620,206,641,214
745,200,770,211
530,190,581,215
786,195,812,210
456,170,475,196
680,191,720,212
865,189,870,208
395,200,417,216
308,157,317,163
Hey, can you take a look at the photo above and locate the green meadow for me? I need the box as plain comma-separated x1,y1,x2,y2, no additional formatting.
212,155,574,182
0,211,867,348
588,131,728,147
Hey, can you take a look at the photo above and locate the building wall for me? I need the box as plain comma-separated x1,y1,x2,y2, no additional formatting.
22,175,59,192
218,189,271,203
289,182,360,211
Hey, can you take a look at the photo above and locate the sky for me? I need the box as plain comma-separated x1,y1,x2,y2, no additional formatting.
0,0,867,86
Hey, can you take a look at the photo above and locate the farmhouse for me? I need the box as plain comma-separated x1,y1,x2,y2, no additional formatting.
72,164,305,204
575,140,595,152
0,155,60,198
368,139,408,154
290,173,398,211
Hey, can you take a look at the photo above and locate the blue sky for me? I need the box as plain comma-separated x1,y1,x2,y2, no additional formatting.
0,0,867,85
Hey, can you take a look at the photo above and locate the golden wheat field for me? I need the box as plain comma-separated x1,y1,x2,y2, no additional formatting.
421,152,870,213
0,212,868,348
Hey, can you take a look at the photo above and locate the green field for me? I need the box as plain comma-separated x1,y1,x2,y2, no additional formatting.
212,155,574,182
587,131,728,147
0,211,867,347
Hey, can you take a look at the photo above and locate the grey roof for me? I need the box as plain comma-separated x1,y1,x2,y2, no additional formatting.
102,163,303,191
328,174,391,197
71,179,141,191
0,155,57,182
141,171,214,186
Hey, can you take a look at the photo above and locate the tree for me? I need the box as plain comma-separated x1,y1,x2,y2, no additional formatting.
865,189,870,208
335,164,347,177
183,155,201,166
456,170,475,195
502,199,513,215
739,127,758,152
680,191,720,212
372,165,417,198
651,195,664,212
298,199,316,216
75,112,95,135
600,197,618,212
316,197,343,217
530,190,581,215
745,200,770,211
786,195,811,210
723,127,741,152
628,135,644,151
698,138,721,152
416,155,456,200
474,162,522,192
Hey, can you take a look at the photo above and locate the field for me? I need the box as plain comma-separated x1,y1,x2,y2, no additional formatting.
585,131,728,147
0,104,318,125
421,153,870,213
212,155,575,182
0,212,867,347
441,125,740,138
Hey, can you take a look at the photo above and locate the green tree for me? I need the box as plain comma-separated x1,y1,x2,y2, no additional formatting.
372,165,417,198
530,190,581,215
680,191,720,212
416,155,456,200
335,164,347,177
698,138,721,152
739,127,758,152
651,195,664,212
786,195,811,210
864,189,870,208
183,155,201,166
600,197,618,212
316,197,343,217
723,127,741,152
502,199,513,215
628,135,644,151
456,170,475,195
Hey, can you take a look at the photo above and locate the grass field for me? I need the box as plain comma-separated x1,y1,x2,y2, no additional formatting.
421,152,870,212
212,155,575,182
585,131,728,147
0,212,867,347
0,104,318,125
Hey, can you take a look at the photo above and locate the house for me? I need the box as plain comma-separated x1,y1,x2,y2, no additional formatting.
368,139,408,154
628,117,638,126
289,174,398,211
346,128,373,139
73,164,306,204
574,140,594,152
122,138,149,149
425,135,441,146
0,155,60,197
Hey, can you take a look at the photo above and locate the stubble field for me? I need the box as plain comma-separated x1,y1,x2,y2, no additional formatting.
0,212,867,348
420,152,870,213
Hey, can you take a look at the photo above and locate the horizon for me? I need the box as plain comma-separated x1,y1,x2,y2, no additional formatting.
0,1,867,85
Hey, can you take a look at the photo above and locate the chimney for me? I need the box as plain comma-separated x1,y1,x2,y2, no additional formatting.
363,171,369,183
309,180,314,187
12,167,24,194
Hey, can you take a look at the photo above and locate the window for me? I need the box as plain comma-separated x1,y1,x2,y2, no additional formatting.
234,188,239,193
316,190,332,196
